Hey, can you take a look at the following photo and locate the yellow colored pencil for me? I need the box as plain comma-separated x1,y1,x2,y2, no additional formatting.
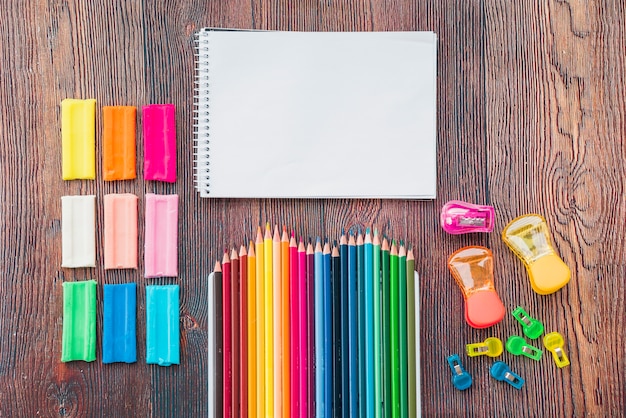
255,227,265,418
264,223,274,416
273,225,283,417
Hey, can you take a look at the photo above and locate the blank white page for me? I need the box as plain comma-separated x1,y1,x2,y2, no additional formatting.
196,29,437,198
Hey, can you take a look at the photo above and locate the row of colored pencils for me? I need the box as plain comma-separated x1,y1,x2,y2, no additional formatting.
208,224,419,418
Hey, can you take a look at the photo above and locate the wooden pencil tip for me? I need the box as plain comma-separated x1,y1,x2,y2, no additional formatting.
214,260,221,272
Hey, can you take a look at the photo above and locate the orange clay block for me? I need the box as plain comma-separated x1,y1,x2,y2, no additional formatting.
102,106,137,180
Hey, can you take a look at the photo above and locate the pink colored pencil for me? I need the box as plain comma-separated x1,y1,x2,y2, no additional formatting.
222,250,233,418
289,234,299,417
298,240,309,418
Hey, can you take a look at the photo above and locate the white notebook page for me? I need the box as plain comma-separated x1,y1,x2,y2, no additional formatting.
197,30,437,198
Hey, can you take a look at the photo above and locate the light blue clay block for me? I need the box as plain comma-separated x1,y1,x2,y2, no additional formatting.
146,285,180,366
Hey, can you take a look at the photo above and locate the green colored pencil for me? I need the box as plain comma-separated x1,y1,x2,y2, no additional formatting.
406,247,416,418
390,241,399,418
381,238,391,418
398,244,408,417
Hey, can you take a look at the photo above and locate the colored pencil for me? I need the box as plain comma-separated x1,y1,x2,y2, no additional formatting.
273,226,283,418
255,228,265,418
398,244,408,418
264,224,274,417
348,233,358,418
331,243,342,418
247,242,257,418
357,230,365,415
364,229,374,418
323,241,333,418
223,250,233,418
239,245,248,418
406,247,416,418
209,263,215,418
289,234,299,418
390,241,399,418
306,241,315,418
213,261,223,418
339,233,349,416
314,238,324,418
300,240,310,418
381,238,391,418
281,228,291,418
373,230,381,418
413,254,421,417
231,248,240,418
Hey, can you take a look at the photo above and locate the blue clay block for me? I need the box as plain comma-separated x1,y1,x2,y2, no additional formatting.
102,283,137,364
146,285,180,366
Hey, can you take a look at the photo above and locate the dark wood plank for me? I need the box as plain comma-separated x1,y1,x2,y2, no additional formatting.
0,0,624,416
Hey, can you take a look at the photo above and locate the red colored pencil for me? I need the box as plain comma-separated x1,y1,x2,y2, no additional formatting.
231,248,240,418
223,250,232,418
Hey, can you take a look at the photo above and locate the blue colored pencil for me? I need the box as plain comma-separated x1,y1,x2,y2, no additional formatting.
357,230,366,415
348,233,358,417
340,233,350,415
323,242,333,418
314,239,325,418
364,229,374,417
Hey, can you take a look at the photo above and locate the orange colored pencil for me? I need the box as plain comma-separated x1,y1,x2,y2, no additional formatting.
264,223,274,416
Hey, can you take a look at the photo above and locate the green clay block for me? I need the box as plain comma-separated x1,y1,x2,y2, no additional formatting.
62,280,97,362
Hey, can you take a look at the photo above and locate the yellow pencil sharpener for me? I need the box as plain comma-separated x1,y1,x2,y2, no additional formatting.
502,214,570,295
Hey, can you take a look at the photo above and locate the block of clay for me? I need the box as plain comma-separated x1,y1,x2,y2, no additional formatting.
61,280,97,362
146,285,180,366
62,99,96,180
62,195,96,268
143,104,176,182
144,193,178,277
102,106,137,180
102,283,137,364
104,194,138,269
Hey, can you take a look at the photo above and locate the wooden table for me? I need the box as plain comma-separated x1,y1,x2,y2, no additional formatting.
1,1,624,416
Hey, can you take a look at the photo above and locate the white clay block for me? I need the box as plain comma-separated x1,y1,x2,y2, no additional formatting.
62,195,96,268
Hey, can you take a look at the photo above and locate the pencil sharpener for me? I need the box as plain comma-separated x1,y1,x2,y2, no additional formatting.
447,246,506,329
502,214,570,295
440,200,495,234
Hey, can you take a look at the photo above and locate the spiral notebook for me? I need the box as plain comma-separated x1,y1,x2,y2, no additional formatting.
194,29,437,198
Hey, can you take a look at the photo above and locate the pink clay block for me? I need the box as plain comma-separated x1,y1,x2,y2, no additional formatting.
143,104,176,182
144,193,178,278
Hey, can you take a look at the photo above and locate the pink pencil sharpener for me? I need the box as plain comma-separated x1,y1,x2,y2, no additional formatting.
440,200,495,234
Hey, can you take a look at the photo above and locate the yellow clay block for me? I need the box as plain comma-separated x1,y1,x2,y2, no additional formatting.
62,99,96,180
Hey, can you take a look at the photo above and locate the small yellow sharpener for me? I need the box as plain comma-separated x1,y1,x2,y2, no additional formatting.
502,214,570,295
543,331,570,368
466,337,503,358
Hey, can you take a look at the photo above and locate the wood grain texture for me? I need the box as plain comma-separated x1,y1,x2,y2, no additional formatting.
0,0,624,416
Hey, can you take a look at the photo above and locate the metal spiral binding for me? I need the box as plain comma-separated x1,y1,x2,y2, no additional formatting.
193,29,211,196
